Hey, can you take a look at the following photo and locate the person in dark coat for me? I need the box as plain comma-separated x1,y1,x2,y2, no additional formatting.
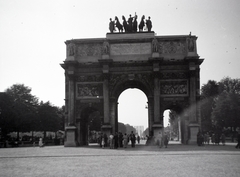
163,132,169,148
114,132,118,149
130,131,136,147
118,132,123,148
235,132,240,149
197,131,203,146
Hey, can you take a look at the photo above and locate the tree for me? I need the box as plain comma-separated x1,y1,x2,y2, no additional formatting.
125,124,136,134
211,77,240,132
37,101,62,139
0,93,15,138
118,122,127,133
200,80,219,132
5,84,38,139
168,110,179,139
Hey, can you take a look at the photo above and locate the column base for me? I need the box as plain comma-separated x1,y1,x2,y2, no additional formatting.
64,126,78,147
101,124,112,136
188,124,200,144
152,124,163,137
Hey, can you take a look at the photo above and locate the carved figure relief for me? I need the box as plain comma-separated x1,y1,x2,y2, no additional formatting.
68,43,75,56
160,81,188,95
152,38,159,52
187,37,194,52
102,40,110,55
77,44,102,56
158,41,186,54
110,43,151,55
77,84,103,97
109,73,153,97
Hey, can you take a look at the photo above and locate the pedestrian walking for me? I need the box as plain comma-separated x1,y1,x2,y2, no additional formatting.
206,132,210,145
211,134,215,145
163,132,169,148
39,138,44,147
109,133,114,149
197,131,203,146
235,132,240,149
221,133,226,146
101,136,105,148
130,131,136,148
137,135,140,144
114,132,118,149
118,132,123,148
123,133,128,148
157,132,163,148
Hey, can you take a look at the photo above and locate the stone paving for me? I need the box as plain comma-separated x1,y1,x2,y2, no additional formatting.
0,141,240,177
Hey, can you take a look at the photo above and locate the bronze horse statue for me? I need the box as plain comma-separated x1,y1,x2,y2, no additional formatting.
132,15,138,32
138,15,145,32
115,16,123,33
122,15,128,32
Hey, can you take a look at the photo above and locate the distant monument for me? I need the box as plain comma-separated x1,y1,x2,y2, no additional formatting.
109,13,153,33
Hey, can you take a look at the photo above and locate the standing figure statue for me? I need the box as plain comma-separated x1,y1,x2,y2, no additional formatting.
146,16,152,32
115,16,123,33
122,15,128,32
132,13,138,32
109,18,115,33
152,38,159,52
127,14,133,32
138,15,145,32
188,32,194,52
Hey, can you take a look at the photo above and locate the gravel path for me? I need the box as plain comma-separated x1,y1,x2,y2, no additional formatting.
1,141,240,177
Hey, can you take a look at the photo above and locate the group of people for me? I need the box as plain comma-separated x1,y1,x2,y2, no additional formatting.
197,131,240,148
156,132,169,148
98,131,140,149
197,131,226,146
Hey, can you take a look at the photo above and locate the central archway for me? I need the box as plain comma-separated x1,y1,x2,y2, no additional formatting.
118,88,148,134
110,79,153,135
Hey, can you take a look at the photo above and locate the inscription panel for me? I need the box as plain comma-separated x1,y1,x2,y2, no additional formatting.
110,43,151,55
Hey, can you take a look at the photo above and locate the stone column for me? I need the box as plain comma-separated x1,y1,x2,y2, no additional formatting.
64,73,77,147
152,73,162,137
109,98,117,134
103,76,110,124
147,97,153,135
188,63,199,144
98,59,113,135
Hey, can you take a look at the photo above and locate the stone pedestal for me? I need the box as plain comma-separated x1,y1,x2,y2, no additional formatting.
188,124,199,144
102,54,110,59
152,52,160,58
64,126,77,147
152,124,163,138
101,124,112,137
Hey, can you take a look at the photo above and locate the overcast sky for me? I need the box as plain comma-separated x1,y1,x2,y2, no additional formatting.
0,0,239,129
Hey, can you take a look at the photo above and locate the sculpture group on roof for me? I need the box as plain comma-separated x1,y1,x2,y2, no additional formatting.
109,13,152,33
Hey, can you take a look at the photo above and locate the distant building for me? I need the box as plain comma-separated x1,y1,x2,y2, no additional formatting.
134,126,144,137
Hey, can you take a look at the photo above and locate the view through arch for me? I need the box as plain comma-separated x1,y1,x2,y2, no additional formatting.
118,88,148,136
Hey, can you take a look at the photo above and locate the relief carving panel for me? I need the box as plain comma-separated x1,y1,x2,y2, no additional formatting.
158,41,186,54
110,43,151,55
160,80,188,95
77,44,102,56
77,83,103,97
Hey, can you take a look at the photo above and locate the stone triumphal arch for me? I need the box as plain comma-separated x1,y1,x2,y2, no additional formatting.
61,31,204,147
